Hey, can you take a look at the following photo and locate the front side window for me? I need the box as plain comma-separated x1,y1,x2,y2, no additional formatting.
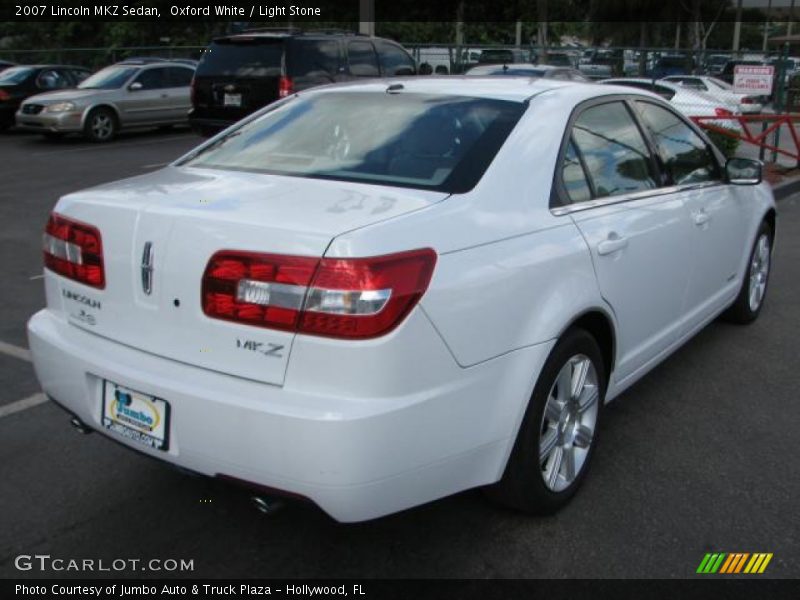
634,101,720,185
36,69,70,90
569,102,657,199
348,41,379,77
181,91,525,193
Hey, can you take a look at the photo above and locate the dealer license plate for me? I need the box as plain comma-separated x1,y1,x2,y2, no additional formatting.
101,382,170,451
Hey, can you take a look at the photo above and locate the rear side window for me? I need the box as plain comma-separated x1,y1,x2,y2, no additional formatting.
165,67,194,87
634,101,720,185
569,102,657,199
197,39,283,77
561,141,592,203
134,68,168,90
348,41,379,77
374,41,415,76
181,91,526,193
288,39,340,78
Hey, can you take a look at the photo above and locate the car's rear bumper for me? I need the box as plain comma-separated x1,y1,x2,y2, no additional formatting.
15,110,84,133
28,308,552,522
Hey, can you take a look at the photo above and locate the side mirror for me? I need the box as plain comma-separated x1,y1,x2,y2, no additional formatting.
726,157,763,185
128,81,143,91
418,62,433,76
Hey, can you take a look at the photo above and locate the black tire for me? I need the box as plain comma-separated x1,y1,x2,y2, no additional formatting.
83,107,117,143
722,221,773,324
485,328,606,514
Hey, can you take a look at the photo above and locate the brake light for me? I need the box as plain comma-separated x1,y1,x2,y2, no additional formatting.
43,213,105,288
714,107,733,117
202,249,437,339
0,89,9,101
278,76,294,98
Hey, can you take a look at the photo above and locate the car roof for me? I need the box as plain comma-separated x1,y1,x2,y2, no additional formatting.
303,76,661,105
5,64,88,70
219,29,372,41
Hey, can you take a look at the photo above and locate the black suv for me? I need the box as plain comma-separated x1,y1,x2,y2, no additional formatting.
189,29,417,135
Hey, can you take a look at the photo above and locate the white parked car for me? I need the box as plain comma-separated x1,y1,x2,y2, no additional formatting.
601,78,741,123
28,78,776,522
661,75,763,114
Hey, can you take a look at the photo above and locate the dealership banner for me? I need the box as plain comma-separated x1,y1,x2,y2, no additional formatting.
4,579,800,600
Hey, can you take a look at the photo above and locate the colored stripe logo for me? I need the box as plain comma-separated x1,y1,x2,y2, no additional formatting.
697,553,773,574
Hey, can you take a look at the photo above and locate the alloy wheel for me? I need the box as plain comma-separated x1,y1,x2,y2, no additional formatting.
539,354,599,493
748,234,770,312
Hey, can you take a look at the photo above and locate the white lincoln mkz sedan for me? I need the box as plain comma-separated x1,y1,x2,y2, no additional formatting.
28,78,775,522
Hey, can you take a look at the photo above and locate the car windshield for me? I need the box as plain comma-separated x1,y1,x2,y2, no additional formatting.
78,66,138,89
181,91,525,193
0,67,34,84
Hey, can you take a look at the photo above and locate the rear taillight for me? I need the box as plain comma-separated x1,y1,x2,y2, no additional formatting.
714,107,733,117
0,89,9,101
278,76,294,98
43,213,105,288
202,249,437,339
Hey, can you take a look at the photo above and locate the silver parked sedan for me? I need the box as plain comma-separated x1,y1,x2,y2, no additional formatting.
15,60,195,142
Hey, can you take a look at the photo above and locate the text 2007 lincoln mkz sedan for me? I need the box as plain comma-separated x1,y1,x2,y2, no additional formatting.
28,78,775,522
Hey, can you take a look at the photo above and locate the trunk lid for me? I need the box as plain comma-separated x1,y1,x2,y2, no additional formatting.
53,167,446,385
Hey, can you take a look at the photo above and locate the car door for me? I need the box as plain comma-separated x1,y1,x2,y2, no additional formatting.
555,99,696,384
117,66,171,125
162,66,194,122
632,100,748,327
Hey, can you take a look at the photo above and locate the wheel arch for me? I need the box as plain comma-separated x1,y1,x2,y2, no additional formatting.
81,103,121,130
559,309,616,386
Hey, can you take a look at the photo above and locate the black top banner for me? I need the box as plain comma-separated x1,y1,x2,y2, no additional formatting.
1,0,779,22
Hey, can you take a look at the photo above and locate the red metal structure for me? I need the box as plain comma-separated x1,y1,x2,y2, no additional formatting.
691,114,800,162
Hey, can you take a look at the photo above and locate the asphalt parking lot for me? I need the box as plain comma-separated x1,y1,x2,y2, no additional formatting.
0,127,798,580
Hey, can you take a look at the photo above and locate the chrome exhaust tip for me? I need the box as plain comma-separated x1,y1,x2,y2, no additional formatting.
252,495,285,516
69,416,92,434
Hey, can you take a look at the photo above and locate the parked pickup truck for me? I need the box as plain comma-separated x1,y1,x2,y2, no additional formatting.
578,50,622,79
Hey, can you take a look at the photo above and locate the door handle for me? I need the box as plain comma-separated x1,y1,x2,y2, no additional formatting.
597,234,628,256
693,210,711,226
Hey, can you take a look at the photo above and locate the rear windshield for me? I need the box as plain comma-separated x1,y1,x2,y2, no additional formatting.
197,38,284,77
181,91,525,193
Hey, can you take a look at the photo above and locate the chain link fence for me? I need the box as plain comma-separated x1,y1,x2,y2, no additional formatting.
2,41,799,167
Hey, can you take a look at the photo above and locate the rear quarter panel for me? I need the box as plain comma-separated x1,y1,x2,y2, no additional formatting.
326,88,613,367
